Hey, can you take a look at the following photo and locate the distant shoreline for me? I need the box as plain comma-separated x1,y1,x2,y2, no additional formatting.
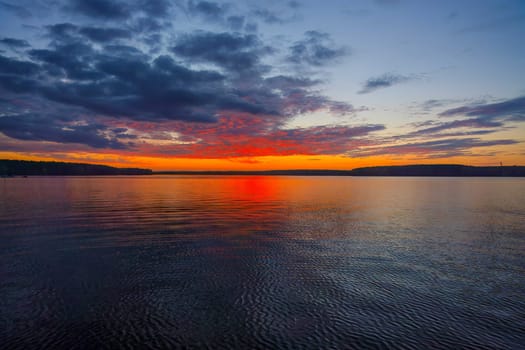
0,159,152,176
2,160,525,177
155,165,525,177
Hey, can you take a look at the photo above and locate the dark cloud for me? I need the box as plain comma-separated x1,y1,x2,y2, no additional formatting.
0,5,366,157
288,31,347,66
187,0,227,22
46,23,131,43
358,73,413,94
1,29,333,128
0,55,40,76
29,43,103,80
102,44,148,59
64,0,131,19
42,55,229,122
278,89,357,116
79,27,131,42
130,16,167,34
45,23,78,41
439,96,525,122
0,1,32,18
0,113,129,149
23,46,281,123
264,75,321,90
0,38,31,49
172,31,264,71
0,74,38,93
139,0,172,16
2,35,294,126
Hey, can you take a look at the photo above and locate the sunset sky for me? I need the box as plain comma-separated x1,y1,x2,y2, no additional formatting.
0,0,524,170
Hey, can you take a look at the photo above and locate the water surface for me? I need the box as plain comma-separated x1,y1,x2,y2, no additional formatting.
1,176,524,349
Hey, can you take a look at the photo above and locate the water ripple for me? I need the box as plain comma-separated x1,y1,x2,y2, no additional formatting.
1,176,525,349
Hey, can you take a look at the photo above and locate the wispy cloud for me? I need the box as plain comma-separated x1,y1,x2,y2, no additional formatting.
358,73,414,94
439,96,525,122
0,1,32,18
349,138,518,159
0,37,31,49
287,31,348,67
409,118,504,136
457,14,525,34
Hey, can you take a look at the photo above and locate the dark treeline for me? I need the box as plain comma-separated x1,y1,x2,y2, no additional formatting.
158,165,525,177
155,170,353,176
2,160,524,176
0,160,152,176
349,164,525,177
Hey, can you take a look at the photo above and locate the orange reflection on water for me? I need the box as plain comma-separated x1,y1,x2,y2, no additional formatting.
215,176,281,202
3,175,525,249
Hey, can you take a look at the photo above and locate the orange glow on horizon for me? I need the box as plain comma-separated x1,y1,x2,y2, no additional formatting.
1,151,523,171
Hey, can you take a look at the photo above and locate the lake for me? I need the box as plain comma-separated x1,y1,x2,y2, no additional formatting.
1,176,524,349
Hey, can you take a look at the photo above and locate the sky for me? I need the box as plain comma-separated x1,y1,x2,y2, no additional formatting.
0,0,524,170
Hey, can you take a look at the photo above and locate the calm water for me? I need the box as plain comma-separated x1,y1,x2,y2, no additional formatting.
1,176,524,349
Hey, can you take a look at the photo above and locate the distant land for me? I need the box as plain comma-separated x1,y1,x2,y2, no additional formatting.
0,160,152,176
157,164,525,176
1,160,525,177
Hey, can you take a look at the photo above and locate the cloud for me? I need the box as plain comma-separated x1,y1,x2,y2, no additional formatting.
457,14,525,34
0,3,369,157
288,1,300,9
183,1,258,32
0,113,129,149
78,27,132,43
29,43,104,80
139,0,172,16
252,8,285,24
1,29,353,129
45,23,131,43
62,0,172,20
350,138,518,159
5,40,280,124
226,16,245,30
409,118,504,136
439,96,525,122
0,75,38,93
0,55,40,76
0,1,32,18
419,99,456,111
45,23,78,41
424,130,498,138
288,31,347,66
0,38,31,49
187,0,228,22
172,31,266,72
135,114,385,158
64,0,131,19
250,2,300,26
358,73,413,94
